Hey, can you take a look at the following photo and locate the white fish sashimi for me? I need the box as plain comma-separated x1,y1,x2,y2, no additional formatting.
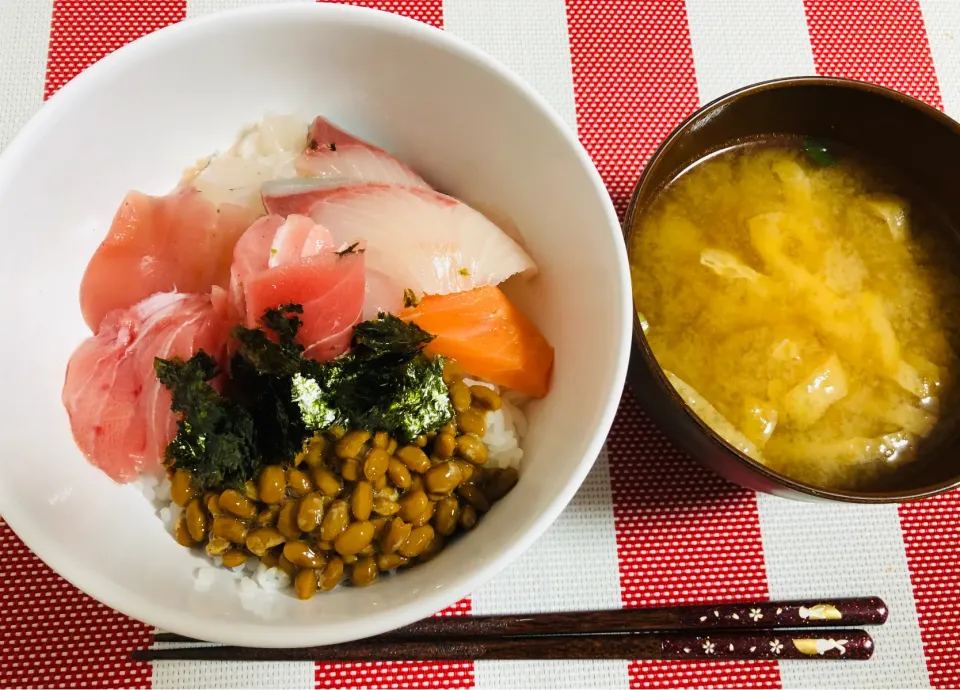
364,268,406,320
305,183,538,299
294,116,430,189
188,114,309,213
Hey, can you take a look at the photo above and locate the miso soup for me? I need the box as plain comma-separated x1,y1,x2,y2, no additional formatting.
629,139,960,490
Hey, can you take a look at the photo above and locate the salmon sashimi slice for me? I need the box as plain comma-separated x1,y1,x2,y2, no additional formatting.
400,286,554,398
62,292,230,482
244,249,365,361
80,187,259,331
294,116,430,189
263,183,538,307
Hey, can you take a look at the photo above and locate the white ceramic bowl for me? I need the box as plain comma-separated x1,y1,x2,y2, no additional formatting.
0,3,630,647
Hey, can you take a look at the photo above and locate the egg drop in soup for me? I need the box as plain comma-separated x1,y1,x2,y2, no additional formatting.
630,140,960,491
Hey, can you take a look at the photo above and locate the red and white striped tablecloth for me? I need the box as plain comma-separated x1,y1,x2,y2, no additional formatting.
1,1,959,688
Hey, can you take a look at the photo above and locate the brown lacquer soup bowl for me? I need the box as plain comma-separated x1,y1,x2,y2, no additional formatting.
624,77,960,503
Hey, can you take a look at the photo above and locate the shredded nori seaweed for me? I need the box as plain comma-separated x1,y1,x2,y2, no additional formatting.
154,352,260,491
157,305,454,487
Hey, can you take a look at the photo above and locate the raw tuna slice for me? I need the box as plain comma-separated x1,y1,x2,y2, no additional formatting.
80,188,259,331
269,213,335,267
294,116,430,189
265,183,537,303
229,214,364,360
227,215,285,320
62,292,230,482
244,250,365,360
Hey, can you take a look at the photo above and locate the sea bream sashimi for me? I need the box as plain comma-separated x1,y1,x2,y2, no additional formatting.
294,116,430,189
79,188,259,331
228,214,365,360
261,183,538,302
187,113,309,214
62,292,231,482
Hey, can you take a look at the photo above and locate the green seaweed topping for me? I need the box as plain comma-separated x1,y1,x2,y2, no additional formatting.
803,138,836,167
154,352,259,491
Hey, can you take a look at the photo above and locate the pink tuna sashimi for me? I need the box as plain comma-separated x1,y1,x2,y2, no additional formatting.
62,292,230,483
265,183,537,301
228,214,364,359
244,250,365,360
228,215,285,320
80,188,259,332
227,214,336,323
269,213,335,267
294,116,430,189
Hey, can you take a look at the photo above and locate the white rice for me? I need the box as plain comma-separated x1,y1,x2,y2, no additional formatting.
136,379,528,599
464,378,526,469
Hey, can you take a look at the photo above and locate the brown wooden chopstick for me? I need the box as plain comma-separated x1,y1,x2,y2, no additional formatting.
136,629,874,662
152,596,887,645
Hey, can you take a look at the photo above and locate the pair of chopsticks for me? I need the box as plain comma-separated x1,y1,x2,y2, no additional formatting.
135,596,886,662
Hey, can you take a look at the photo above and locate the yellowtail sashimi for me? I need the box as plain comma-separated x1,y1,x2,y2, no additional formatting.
295,115,430,189
262,182,538,303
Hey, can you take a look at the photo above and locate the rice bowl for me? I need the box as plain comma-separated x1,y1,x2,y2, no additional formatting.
0,3,630,646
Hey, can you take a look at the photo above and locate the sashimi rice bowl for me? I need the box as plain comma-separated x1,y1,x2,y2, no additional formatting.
66,112,550,598
0,4,629,646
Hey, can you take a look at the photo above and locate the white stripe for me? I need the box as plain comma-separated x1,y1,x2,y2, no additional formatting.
442,0,578,131
471,451,629,689
151,657,316,689
756,499,930,689
684,1,930,687
0,0,53,152
920,0,960,118
685,0,815,104
186,0,312,20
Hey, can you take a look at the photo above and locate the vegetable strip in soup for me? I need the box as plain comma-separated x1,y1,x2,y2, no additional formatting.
630,141,960,490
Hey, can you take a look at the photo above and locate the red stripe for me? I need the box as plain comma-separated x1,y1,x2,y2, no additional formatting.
308,0,462,680
565,0,700,219
803,2,957,685
45,0,186,99
804,0,941,107
0,520,153,688
564,2,777,686
899,497,960,688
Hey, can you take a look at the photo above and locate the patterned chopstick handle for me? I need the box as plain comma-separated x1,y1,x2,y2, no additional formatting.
660,630,874,660
675,596,887,629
